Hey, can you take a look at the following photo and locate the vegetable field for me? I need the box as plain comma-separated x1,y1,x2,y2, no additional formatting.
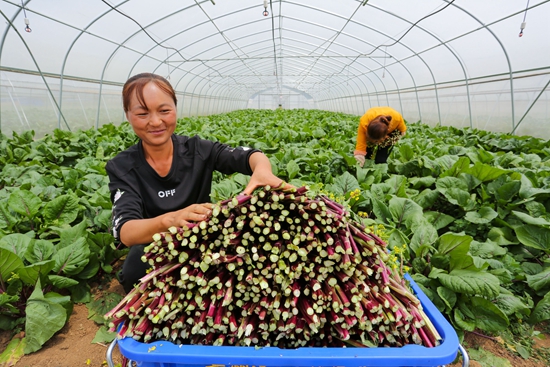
0,109,549,363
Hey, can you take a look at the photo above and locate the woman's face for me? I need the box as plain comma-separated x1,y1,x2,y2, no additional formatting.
126,82,177,148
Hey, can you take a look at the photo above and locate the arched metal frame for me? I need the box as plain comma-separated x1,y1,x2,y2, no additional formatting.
0,0,548,134
0,2,70,129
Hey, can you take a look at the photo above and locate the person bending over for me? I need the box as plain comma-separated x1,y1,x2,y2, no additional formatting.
106,73,286,293
353,106,407,166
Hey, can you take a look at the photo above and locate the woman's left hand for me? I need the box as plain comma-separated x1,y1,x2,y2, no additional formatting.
242,168,286,195
242,152,292,195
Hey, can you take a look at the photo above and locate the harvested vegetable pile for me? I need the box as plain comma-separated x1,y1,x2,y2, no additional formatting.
106,186,440,348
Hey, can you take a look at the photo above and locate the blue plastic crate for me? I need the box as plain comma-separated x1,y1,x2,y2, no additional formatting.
110,275,460,367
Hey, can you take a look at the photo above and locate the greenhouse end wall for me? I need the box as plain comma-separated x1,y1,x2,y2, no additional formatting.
2,70,549,140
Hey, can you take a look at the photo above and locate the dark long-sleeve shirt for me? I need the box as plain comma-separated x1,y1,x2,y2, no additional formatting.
106,134,258,242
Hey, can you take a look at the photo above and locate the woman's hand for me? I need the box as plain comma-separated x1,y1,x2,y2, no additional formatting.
164,203,213,228
120,203,213,246
354,154,366,167
243,169,284,195
242,152,290,195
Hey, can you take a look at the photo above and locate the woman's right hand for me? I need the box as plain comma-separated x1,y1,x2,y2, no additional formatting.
163,203,213,228
120,203,214,246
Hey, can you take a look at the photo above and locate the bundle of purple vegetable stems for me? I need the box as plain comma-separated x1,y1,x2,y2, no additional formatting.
106,185,440,348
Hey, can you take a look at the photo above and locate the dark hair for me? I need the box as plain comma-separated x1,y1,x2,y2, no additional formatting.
367,115,391,141
122,73,177,112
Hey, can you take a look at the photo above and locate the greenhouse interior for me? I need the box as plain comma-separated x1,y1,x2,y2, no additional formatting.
1,0,549,138
1,1,550,367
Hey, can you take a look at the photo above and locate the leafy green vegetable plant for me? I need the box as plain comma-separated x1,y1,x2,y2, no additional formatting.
1,109,549,358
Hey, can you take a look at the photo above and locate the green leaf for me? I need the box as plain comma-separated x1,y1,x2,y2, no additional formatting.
434,269,500,298
412,257,428,273
94,209,113,230
42,194,80,224
495,290,530,316
211,179,239,202
488,226,519,246
465,162,508,182
525,201,547,218
371,197,391,224
526,267,550,292
69,281,92,303
0,201,18,230
87,292,124,324
511,210,550,226
494,180,521,203
440,156,470,178
0,248,24,285
330,172,359,195
24,239,55,263
436,177,476,209
92,325,116,344
0,233,32,258
48,275,80,289
388,229,408,249
434,155,460,173
529,291,550,324
514,225,550,252
52,220,88,249
460,173,482,192
453,308,476,331
437,286,457,310
0,293,20,308
490,266,515,285
522,262,543,276
469,296,509,331
468,348,513,367
384,175,408,197
450,254,476,271
519,174,550,199
286,160,300,180
423,211,455,230
464,206,498,224
408,176,436,189
7,189,42,218
409,220,438,255
516,345,530,360
437,232,472,256
268,156,279,176
398,143,415,162
436,176,469,192
24,280,67,354
17,260,55,286
44,291,73,323
431,255,450,270
413,189,439,209
232,173,250,187
0,336,26,366
356,166,374,185
469,240,507,258
76,255,100,280
388,196,423,229
444,188,476,210
52,238,90,276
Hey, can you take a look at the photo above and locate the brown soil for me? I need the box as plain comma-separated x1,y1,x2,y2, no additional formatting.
0,277,126,367
1,279,549,367
449,331,550,367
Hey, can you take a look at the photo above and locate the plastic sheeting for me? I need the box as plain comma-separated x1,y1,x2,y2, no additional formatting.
0,0,549,138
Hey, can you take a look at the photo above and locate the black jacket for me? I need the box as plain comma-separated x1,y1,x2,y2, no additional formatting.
106,134,258,242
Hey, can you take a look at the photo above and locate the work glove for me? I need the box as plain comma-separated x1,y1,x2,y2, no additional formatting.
354,154,366,167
